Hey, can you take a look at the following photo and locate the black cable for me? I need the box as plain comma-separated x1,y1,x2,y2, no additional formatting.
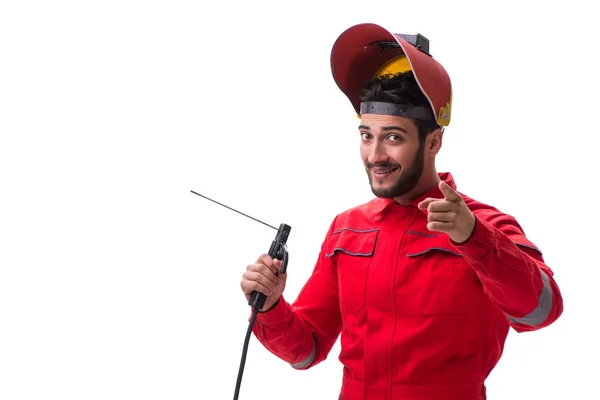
189,191,291,399
233,306,259,400
232,229,290,399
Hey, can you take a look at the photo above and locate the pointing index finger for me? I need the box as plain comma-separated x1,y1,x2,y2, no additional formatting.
439,181,461,201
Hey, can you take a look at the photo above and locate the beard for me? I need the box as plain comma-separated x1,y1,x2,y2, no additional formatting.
366,141,425,198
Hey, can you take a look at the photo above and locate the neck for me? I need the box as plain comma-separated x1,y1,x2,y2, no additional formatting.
393,166,440,206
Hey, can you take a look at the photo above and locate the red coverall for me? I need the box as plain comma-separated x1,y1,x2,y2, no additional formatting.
251,172,563,400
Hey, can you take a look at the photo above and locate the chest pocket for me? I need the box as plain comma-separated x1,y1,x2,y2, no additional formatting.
326,228,379,315
406,233,481,316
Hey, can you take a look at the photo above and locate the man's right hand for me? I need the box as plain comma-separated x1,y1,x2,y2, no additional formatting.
240,254,287,312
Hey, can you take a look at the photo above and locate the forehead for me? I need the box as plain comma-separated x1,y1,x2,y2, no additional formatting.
358,113,418,135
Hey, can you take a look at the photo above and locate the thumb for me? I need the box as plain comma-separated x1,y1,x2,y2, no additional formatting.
279,271,288,283
274,260,288,283
273,258,287,274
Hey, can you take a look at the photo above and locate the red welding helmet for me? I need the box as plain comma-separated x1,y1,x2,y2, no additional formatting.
330,23,452,126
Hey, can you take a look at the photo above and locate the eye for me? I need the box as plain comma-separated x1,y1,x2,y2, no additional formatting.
387,134,404,142
360,132,372,141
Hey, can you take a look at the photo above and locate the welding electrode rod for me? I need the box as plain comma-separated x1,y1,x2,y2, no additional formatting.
190,190,278,231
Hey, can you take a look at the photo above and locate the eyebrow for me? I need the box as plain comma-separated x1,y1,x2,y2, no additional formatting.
358,124,408,133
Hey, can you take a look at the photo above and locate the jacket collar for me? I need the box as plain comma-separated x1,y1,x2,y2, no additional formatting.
365,172,457,219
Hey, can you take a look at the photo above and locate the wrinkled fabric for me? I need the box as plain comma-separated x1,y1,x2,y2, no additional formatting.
251,172,563,400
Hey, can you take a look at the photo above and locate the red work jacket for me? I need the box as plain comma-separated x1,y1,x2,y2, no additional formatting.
251,172,563,400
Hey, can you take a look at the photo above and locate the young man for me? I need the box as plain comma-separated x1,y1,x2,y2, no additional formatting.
240,23,563,400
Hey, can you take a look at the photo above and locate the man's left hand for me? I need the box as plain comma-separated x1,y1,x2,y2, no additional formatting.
417,181,476,244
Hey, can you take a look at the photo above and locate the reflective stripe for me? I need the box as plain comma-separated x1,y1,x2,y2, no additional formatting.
290,335,316,369
506,269,553,326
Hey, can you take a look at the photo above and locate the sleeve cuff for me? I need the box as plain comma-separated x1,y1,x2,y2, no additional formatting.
449,215,496,259
251,295,291,327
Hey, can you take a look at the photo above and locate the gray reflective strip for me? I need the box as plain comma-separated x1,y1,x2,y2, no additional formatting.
290,335,317,369
506,269,553,326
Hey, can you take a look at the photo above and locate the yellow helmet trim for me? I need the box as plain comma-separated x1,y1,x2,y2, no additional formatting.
374,55,412,78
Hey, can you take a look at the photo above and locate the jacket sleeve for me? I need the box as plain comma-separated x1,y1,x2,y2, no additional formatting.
450,209,563,333
250,218,343,369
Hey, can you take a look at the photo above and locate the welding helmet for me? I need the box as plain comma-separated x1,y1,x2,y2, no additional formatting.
330,23,452,127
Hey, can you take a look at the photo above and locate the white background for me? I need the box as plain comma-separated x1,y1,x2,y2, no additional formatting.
1,1,597,399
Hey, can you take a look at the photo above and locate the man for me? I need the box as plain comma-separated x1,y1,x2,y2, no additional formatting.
240,23,563,400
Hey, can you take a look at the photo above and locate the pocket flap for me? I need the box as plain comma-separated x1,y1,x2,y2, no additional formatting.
405,231,462,257
326,228,379,257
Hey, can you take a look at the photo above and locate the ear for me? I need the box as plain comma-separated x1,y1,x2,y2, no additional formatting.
425,128,443,155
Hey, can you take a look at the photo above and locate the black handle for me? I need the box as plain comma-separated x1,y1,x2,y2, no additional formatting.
248,223,291,310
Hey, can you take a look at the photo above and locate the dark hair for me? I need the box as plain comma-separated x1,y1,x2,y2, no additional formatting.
358,71,441,141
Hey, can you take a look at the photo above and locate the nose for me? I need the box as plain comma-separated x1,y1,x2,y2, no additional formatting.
367,141,388,165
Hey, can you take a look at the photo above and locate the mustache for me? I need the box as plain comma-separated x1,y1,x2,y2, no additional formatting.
366,162,401,170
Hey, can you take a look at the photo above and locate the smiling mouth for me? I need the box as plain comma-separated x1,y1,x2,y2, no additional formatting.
371,167,399,178
374,167,398,174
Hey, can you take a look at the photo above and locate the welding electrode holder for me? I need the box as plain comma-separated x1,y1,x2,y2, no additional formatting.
233,222,292,400
248,223,292,310
189,190,293,399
